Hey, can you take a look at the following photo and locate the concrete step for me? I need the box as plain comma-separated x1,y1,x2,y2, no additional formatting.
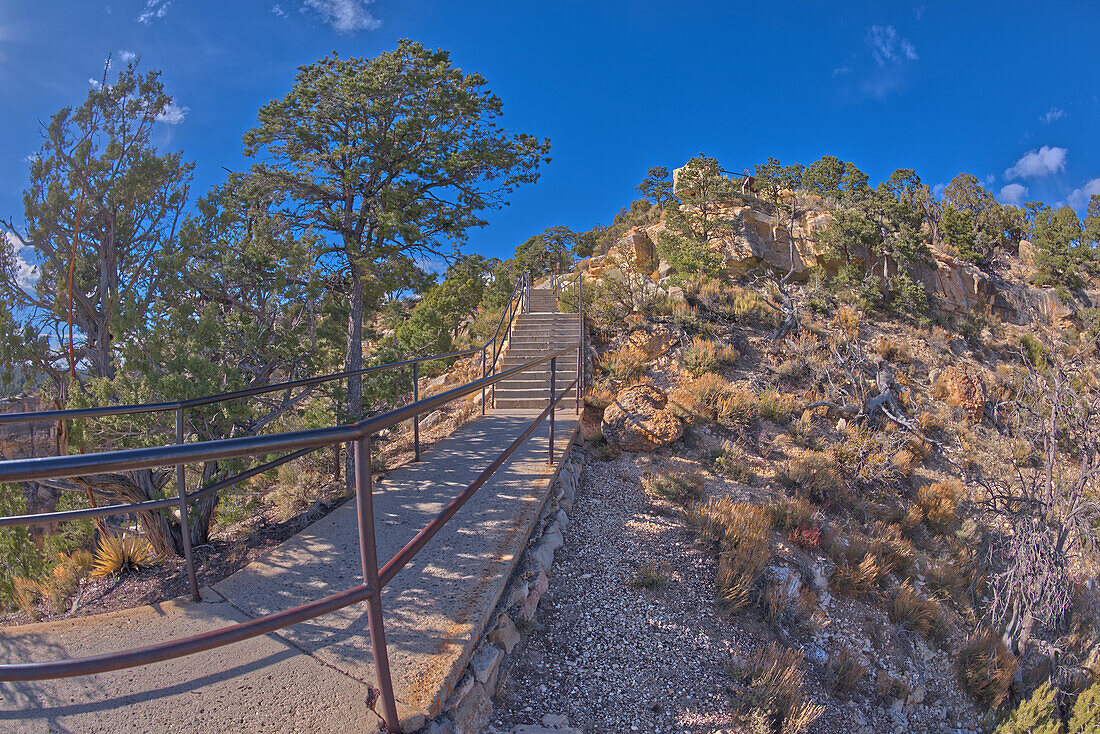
496,386,577,397
495,398,578,409
503,352,580,360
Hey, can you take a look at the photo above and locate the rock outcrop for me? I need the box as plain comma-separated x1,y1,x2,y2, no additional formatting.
625,323,679,360
601,384,683,452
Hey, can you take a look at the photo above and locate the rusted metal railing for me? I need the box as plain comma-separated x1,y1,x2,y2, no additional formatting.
0,272,585,734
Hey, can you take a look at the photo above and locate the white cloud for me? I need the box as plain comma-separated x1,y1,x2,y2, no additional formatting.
1040,107,1065,124
88,77,101,88
137,0,171,24
999,183,1029,206
119,50,137,63
272,4,288,17
866,25,918,67
4,232,39,292
982,173,996,187
1068,178,1100,210
1004,145,1067,180
303,0,381,33
155,102,188,125
932,182,947,199
832,65,852,77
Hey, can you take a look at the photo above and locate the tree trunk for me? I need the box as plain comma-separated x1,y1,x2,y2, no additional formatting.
344,263,365,493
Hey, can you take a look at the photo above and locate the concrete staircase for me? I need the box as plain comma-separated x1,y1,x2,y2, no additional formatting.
494,287,580,410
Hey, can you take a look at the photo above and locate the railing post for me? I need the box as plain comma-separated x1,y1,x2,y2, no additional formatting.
577,273,583,416
412,361,420,462
175,407,200,602
481,347,487,416
354,435,401,733
549,357,556,466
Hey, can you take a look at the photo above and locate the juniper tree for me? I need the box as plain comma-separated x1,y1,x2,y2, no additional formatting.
244,41,549,486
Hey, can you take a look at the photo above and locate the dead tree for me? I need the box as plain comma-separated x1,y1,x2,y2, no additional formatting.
975,347,1100,657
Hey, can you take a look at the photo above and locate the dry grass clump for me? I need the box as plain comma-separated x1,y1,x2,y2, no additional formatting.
687,497,771,612
775,357,807,383
834,304,861,339
767,496,817,532
868,521,917,578
830,426,906,487
708,441,754,484
779,451,848,506
831,553,891,597
629,560,671,590
583,380,616,411
828,535,894,597
787,416,818,449
270,459,333,520
917,480,961,532
728,643,824,734
872,335,911,362
642,469,704,504
958,630,1018,707
670,375,795,427
13,548,98,619
876,670,910,701
599,344,649,382
682,337,739,377
889,581,942,637
756,389,797,424
824,646,866,694
926,560,969,606
670,373,744,424
91,534,156,578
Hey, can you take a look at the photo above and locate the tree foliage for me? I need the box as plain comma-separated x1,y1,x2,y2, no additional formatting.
658,154,733,276
0,61,193,392
243,40,549,483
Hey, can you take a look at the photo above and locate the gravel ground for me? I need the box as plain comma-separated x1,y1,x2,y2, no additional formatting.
491,448,751,734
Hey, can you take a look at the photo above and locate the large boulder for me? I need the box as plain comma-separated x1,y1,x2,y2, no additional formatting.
601,384,683,452
614,228,657,272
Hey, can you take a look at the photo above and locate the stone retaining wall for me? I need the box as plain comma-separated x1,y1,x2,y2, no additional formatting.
422,451,582,734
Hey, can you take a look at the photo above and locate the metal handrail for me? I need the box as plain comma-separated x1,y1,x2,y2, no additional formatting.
0,376,578,685
0,271,584,734
0,347,574,486
0,272,531,428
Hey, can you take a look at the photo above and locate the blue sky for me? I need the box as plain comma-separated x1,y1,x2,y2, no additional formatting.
1,0,1099,270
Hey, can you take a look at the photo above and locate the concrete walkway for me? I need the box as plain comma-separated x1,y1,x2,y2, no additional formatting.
0,406,579,733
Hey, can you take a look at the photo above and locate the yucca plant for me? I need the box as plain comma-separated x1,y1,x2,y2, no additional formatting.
91,534,156,578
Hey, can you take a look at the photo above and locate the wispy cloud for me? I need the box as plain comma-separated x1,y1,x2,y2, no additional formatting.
119,50,137,63
1039,107,1065,124
137,0,172,24
932,182,947,199
303,0,381,33
272,4,288,17
835,24,919,102
1068,178,1100,210
1005,145,1067,179
999,183,1029,206
866,25,918,67
4,232,39,292
155,102,188,125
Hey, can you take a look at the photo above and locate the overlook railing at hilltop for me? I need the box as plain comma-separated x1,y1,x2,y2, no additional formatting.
0,271,584,733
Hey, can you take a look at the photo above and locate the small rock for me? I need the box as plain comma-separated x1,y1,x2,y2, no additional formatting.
489,614,521,654
541,713,569,727
469,645,504,685
420,409,446,430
